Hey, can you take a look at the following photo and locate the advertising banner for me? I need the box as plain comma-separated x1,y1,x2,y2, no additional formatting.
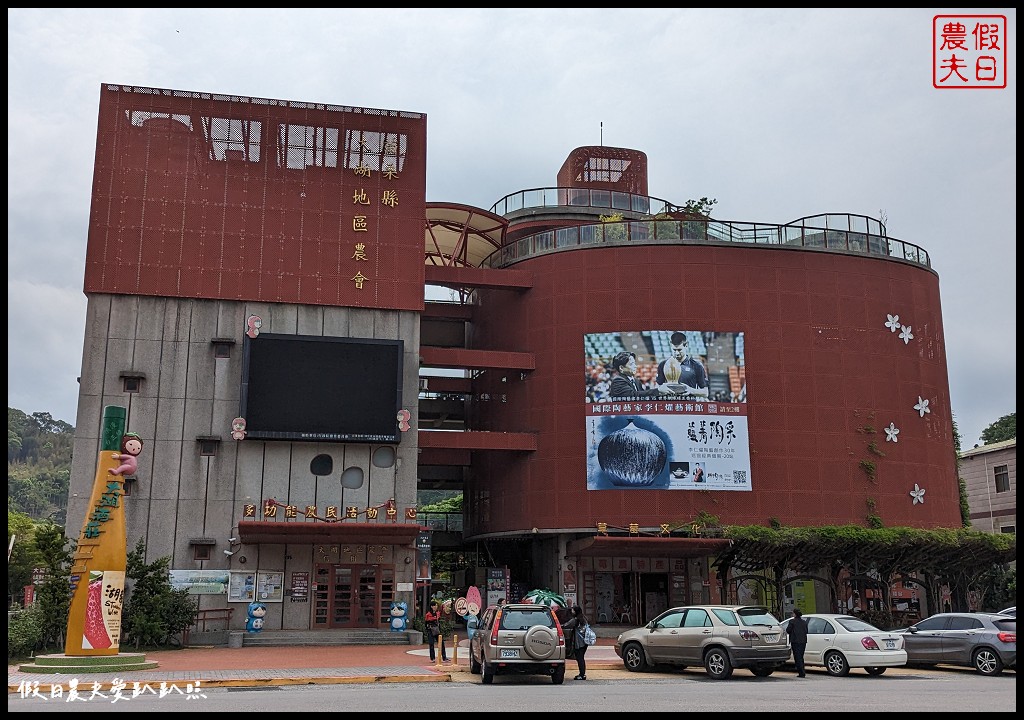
585,330,751,491
168,570,230,595
416,531,432,581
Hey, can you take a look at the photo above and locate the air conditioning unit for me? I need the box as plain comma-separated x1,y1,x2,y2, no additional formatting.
419,378,429,391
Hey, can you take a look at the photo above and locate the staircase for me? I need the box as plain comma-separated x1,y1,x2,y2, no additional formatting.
240,628,415,647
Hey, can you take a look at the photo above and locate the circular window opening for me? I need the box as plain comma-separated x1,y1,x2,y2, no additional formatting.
310,454,333,476
340,466,364,489
372,446,397,468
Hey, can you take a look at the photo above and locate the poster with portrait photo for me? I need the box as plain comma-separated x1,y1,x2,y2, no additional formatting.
586,330,746,405
584,329,750,491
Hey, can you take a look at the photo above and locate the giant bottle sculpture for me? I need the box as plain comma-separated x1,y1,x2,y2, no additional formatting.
65,405,141,655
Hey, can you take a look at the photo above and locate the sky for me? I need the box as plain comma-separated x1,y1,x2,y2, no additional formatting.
7,8,1016,448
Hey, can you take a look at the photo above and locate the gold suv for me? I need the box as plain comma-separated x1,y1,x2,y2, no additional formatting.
469,603,567,684
614,605,790,679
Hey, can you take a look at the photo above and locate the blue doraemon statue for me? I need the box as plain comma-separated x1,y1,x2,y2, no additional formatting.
246,601,268,633
389,601,408,632
465,612,480,641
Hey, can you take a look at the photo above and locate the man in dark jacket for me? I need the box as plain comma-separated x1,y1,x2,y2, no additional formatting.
787,608,809,677
608,352,673,399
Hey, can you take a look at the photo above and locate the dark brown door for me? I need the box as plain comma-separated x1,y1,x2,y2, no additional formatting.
313,564,395,629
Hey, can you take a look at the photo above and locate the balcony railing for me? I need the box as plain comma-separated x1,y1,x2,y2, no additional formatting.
419,511,463,533
480,212,930,270
490,187,677,217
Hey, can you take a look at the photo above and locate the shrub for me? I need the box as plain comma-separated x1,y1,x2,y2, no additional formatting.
121,539,198,648
7,604,45,660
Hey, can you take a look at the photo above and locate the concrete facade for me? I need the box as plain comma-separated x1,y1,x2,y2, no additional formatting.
961,438,1017,534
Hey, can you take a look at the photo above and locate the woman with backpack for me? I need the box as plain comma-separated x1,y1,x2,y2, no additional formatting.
562,605,591,680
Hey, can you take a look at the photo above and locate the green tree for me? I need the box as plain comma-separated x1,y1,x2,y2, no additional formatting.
121,539,198,649
8,407,74,522
7,509,43,608
33,521,74,649
980,413,1016,445
677,197,718,218
952,416,969,527
421,494,463,514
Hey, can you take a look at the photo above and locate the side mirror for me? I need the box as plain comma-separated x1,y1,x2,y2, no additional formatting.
908,625,919,633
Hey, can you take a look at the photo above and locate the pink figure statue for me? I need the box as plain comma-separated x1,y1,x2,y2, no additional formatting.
109,433,143,476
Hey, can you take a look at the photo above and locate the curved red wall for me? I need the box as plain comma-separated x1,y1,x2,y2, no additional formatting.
467,243,960,536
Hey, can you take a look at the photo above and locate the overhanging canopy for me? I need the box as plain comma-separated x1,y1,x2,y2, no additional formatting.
425,202,506,268
566,535,732,559
238,521,423,546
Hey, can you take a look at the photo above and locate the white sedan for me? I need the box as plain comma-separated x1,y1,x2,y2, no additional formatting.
780,613,907,676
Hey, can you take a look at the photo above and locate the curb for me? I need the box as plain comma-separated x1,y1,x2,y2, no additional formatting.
10,673,454,694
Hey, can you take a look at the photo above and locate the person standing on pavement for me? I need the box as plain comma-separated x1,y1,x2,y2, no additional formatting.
425,600,447,662
562,606,590,680
787,608,809,677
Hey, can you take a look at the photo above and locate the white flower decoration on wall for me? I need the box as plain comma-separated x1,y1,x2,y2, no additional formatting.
885,314,901,332
899,325,914,344
885,422,900,442
910,484,926,505
914,397,930,417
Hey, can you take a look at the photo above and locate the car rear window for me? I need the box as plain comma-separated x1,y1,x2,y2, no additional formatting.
500,608,554,630
737,607,780,626
993,618,1016,631
836,617,881,632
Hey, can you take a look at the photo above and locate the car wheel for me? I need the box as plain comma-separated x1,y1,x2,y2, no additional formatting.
824,650,850,677
865,666,886,676
470,649,481,674
482,657,494,684
750,666,774,677
552,664,565,685
973,647,1004,676
622,641,649,672
704,647,734,680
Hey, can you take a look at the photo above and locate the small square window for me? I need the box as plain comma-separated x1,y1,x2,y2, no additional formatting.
193,545,212,561
122,376,142,393
199,439,219,456
211,338,236,359
1000,525,1015,534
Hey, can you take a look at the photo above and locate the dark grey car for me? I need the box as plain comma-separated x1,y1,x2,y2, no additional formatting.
902,612,1016,675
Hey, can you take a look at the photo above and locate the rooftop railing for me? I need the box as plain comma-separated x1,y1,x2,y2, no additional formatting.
481,202,930,270
490,187,677,217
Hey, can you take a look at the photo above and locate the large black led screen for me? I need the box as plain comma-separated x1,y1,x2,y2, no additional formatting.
240,334,404,443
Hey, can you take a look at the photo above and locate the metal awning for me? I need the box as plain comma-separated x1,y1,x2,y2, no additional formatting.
566,535,732,559
425,202,506,268
238,521,423,546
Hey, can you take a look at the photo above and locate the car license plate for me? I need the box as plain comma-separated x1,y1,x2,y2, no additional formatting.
764,634,779,642
884,639,896,649
500,649,519,659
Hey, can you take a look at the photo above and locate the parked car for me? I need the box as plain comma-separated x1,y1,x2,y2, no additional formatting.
469,603,566,684
779,613,907,676
614,605,790,680
997,606,1016,617
900,612,1016,676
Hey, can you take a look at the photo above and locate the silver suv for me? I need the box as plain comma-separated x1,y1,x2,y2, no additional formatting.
614,605,790,679
469,603,566,684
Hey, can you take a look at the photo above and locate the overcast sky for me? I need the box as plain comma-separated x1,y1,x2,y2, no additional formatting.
7,9,1016,447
